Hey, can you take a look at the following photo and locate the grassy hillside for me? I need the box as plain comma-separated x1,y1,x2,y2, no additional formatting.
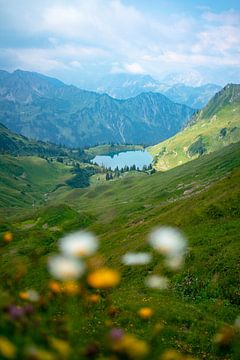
149,84,240,171
0,142,239,359
0,155,72,208
0,122,69,157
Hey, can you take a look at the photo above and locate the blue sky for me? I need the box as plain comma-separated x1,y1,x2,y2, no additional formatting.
0,0,239,86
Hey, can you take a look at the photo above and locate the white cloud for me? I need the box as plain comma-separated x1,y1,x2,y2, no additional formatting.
124,63,144,74
0,1,239,83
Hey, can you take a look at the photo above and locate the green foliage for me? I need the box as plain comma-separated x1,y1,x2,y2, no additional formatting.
66,167,96,188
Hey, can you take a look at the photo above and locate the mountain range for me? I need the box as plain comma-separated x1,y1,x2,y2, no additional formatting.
86,73,221,108
150,84,240,170
0,69,195,147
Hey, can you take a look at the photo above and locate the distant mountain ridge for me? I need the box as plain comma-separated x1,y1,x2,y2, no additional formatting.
0,69,195,147
149,84,240,171
89,73,221,108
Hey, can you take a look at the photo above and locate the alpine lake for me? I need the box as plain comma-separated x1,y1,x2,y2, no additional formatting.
91,150,153,170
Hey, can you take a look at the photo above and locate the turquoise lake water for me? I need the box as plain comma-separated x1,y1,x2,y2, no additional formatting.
91,150,153,170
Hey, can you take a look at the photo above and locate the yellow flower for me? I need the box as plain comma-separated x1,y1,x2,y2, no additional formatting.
160,350,195,360
0,337,16,359
88,294,101,304
19,291,29,300
49,281,62,294
113,334,149,359
160,350,182,360
3,232,13,243
87,268,120,289
19,290,39,302
50,338,70,358
138,307,153,320
214,326,235,346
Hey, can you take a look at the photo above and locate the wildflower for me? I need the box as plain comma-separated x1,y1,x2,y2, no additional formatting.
8,305,25,320
113,334,149,358
149,227,187,270
3,232,13,243
160,349,183,360
19,290,39,302
214,326,235,347
25,346,55,360
138,307,153,320
149,227,187,257
109,328,124,341
49,281,62,294
145,275,169,290
48,255,85,280
0,337,16,359
50,338,70,358
87,268,120,289
87,294,101,304
59,231,98,257
122,252,152,265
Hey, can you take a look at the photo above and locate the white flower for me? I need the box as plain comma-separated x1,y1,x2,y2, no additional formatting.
48,255,85,280
121,252,152,265
26,290,40,302
145,275,169,290
59,231,98,257
149,226,187,258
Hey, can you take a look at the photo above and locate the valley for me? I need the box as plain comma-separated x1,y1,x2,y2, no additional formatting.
0,72,239,360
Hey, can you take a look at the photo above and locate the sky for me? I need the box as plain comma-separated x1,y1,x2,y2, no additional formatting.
0,0,239,86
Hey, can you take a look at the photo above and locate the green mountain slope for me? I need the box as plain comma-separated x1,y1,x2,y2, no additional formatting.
0,122,69,157
0,69,195,147
149,84,240,171
0,142,239,359
0,155,72,208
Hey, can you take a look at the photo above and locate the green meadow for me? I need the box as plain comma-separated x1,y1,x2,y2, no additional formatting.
0,141,239,359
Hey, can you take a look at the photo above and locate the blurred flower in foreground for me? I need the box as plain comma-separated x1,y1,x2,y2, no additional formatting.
145,275,169,290
112,333,149,359
161,349,188,360
48,255,85,280
109,328,124,341
59,231,98,257
214,326,235,347
49,281,62,294
138,307,153,320
149,227,187,270
8,305,25,320
25,346,55,360
122,252,152,265
50,338,70,358
87,268,120,289
0,337,16,359
3,231,13,243
19,289,39,302
87,293,101,304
